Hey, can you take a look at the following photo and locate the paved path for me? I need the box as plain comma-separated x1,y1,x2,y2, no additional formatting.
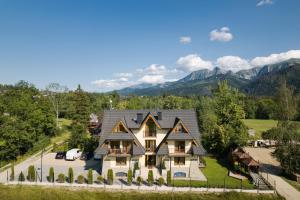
244,147,300,200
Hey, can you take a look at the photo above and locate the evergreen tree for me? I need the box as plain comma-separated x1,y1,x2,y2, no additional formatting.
48,167,54,183
87,169,93,184
71,85,91,126
10,164,14,181
68,167,74,183
127,169,133,185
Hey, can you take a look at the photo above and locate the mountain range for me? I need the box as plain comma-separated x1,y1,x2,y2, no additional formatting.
116,58,300,96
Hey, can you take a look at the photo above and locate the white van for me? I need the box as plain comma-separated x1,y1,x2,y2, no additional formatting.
66,149,82,160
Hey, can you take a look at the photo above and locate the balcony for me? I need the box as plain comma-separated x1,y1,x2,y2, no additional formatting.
174,147,185,154
145,131,156,137
145,146,156,153
109,147,131,155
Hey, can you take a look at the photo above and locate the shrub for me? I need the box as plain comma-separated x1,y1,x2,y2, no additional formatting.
107,169,113,185
133,162,139,176
87,169,93,184
10,164,15,181
18,171,25,182
136,176,142,186
127,169,133,185
147,170,154,186
77,175,85,184
57,173,65,183
97,175,104,184
27,165,36,182
158,177,164,186
48,167,54,183
167,170,171,186
68,167,74,183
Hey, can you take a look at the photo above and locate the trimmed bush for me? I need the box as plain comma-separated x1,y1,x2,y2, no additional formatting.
97,175,104,184
10,164,15,181
57,173,65,183
27,165,36,182
136,176,142,186
77,175,85,184
167,170,171,186
48,167,55,183
147,170,154,186
127,169,133,185
18,171,25,182
133,162,139,176
87,169,93,184
107,169,113,185
158,177,165,186
68,167,74,183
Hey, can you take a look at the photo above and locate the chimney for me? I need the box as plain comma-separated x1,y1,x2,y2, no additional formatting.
137,113,143,124
157,111,162,120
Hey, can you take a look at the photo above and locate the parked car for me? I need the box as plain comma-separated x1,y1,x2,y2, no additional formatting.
80,152,93,160
55,151,66,159
65,149,82,160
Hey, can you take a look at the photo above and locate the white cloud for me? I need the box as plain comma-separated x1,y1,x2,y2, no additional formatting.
114,73,132,78
138,75,165,84
176,54,213,72
91,78,132,90
210,27,233,42
257,0,273,7
216,56,251,72
250,50,300,66
179,36,191,44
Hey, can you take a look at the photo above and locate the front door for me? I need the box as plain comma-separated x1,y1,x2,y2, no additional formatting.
145,155,156,168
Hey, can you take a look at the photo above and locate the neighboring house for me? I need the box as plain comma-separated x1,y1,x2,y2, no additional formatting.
94,110,206,180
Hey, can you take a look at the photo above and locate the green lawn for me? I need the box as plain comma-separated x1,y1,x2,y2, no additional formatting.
173,157,254,189
242,119,278,138
0,185,282,200
50,118,72,144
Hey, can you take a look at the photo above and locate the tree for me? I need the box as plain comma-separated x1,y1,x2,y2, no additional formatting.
77,175,85,184
107,169,114,185
18,171,25,182
10,164,14,181
87,169,93,184
167,170,171,186
201,81,248,153
27,165,36,182
71,85,91,126
68,122,87,149
136,176,142,186
58,173,65,183
127,169,133,185
158,177,164,186
45,83,68,128
97,175,103,184
147,170,154,186
48,167,54,183
68,167,74,183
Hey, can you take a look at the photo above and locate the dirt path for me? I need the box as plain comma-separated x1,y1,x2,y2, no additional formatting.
244,147,300,200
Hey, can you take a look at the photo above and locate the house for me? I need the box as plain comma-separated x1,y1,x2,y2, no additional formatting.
94,110,206,180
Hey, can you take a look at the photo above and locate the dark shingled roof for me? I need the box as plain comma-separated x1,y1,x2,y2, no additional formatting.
106,133,135,140
132,144,145,155
191,145,206,156
156,143,169,155
167,133,194,140
94,146,109,155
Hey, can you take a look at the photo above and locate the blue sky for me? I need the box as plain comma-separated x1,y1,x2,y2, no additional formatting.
0,0,300,91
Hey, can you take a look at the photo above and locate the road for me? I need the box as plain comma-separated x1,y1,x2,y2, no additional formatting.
244,147,300,200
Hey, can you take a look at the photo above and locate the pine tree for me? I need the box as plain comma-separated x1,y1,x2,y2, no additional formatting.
68,167,74,183
87,169,93,184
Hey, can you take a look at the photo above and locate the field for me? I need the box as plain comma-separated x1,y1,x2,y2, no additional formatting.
173,157,254,189
0,185,282,200
242,119,278,138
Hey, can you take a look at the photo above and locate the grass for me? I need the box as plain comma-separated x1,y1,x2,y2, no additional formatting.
282,176,300,192
50,118,72,144
173,157,254,189
242,119,278,138
0,185,283,200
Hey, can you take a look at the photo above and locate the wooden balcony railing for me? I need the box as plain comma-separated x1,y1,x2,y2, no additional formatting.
174,148,185,153
145,146,156,152
109,148,130,154
145,131,156,137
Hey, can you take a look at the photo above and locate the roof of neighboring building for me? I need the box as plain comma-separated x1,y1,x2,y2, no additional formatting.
191,145,206,156
156,143,169,155
106,133,135,140
166,133,194,140
94,145,109,155
132,144,145,155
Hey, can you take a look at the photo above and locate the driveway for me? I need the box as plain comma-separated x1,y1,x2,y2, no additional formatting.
0,153,101,183
244,147,300,200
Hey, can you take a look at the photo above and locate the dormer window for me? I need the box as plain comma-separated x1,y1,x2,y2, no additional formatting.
145,118,157,137
112,121,128,133
173,122,188,133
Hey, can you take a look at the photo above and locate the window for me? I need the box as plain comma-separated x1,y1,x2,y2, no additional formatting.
116,157,127,166
174,157,185,165
175,141,185,153
174,123,188,133
145,140,156,152
113,122,128,133
145,119,157,137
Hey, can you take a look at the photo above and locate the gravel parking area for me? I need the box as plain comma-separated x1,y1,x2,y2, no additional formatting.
1,153,101,183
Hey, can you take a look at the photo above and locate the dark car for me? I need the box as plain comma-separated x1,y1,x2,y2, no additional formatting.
55,151,66,159
80,152,93,160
